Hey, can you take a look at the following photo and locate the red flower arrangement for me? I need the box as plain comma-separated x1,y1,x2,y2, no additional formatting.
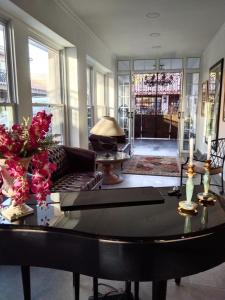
0,111,56,206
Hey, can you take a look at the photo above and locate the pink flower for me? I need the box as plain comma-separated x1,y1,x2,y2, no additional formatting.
0,110,56,206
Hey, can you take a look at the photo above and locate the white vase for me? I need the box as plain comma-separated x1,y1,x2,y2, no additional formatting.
0,157,34,221
1,202,34,221
0,157,31,197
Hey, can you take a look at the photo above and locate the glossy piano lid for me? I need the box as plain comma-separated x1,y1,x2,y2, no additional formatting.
1,186,225,242
59,187,164,211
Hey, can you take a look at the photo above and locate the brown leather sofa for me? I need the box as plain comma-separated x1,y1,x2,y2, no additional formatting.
48,146,103,192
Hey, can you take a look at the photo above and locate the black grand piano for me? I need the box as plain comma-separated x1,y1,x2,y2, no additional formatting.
1,186,225,300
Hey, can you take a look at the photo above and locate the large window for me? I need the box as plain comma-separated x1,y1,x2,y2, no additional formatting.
96,72,105,120
87,66,94,134
183,72,199,150
118,75,130,135
0,22,14,128
28,38,64,142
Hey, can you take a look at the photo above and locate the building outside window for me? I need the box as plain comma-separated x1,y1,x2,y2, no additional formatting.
28,38,64,143
0,22,14,129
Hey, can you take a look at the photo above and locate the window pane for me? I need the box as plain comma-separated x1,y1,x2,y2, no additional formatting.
133,60,156,71
96,72,105,120
186,58,200,69
118,75,130,134
29,39,61,105
87,67,93,133
32,106,64,144
108,77,115,117
87,67,91,106
0,23,10,103
159,58,182,70
183,72,199,150
118,60,130,71
0,106,13,128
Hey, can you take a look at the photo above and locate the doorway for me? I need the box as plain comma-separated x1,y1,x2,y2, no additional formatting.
133,72,182,139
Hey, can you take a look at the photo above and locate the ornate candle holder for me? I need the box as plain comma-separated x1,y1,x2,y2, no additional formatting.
178,209,193,234
200,206,208,230
178,164,198,214
197,160,217,204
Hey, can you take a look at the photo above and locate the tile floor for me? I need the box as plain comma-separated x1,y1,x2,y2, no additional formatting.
1,139,225,300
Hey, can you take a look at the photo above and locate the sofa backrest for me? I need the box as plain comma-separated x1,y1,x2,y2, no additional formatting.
48,146,70,181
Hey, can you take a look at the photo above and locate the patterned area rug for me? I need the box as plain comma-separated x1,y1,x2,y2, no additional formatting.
123,155,181,177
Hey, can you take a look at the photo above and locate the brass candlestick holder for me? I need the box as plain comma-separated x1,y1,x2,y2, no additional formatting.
200,205,208,230
197,160,217,204
178,164,198,214
178,210,193,233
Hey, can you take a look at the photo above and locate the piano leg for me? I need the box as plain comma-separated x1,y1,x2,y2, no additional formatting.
73,273,80,300
134,281,139,300
93,277,98,300
21,265,31,300
152,280,167,300
125,281,134,299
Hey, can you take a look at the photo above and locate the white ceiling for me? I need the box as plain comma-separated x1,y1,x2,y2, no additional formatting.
62,0,225,58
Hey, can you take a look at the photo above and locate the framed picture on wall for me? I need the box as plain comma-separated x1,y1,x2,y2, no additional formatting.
205,58,224,142
201,81,208,117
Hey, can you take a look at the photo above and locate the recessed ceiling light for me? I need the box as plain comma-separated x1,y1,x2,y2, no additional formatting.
152,45,162,49
149,32,160,37
146,12,160,19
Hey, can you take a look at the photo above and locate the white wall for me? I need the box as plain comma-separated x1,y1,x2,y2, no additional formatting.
0,0,115,148
196,21,225,153
8,0,114,71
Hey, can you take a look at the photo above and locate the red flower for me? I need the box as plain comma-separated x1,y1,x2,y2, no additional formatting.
0,110,56,206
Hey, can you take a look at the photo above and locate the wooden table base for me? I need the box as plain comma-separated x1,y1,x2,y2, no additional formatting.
102,163,123,185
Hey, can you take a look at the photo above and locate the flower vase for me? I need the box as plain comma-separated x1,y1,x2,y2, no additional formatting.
0,157,34,221
1,201,34,221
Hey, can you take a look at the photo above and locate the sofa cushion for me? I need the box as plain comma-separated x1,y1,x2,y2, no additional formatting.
51,171,103,192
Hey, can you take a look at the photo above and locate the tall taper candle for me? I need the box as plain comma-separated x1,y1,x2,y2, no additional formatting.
189,137,194,166
207,135,211,160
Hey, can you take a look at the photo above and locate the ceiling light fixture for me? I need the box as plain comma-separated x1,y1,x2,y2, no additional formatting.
146,12,160,19
149,32,160,37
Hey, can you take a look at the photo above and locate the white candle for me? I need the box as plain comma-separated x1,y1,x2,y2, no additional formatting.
189,137,194,166
207,135,212,160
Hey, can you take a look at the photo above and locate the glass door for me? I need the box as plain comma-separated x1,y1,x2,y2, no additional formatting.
180,72,199,152
132,72,182,139
117,74,135,153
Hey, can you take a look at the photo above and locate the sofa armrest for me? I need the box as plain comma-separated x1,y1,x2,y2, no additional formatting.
64,146,96,172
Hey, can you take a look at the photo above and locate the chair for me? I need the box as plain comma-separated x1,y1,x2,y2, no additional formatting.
180,138,225,194
89,134,118,153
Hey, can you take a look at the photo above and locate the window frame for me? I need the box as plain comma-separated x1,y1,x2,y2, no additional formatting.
87,66,94,134
0,18,17,127
28,35,66,143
